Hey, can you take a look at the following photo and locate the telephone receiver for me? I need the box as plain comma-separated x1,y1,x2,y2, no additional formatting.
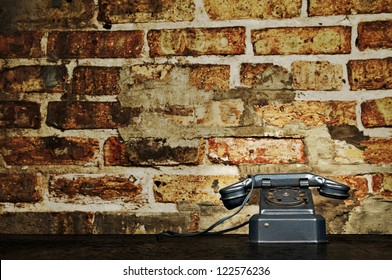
219,173,350,210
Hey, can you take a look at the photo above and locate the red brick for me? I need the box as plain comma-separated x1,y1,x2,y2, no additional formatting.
372,173,392,197
148,27,246,56
0,101,40,128
49,175,143,201
189,65,230,91
0,66,67,93
252,26,351,55
207,138,306,165
256,101,356,127
362,138,392,164
46,102,139,129
0,32,43,58
348,58,392,90
72,67,121,95
331,175,369,204
98,0,195,23
358,21,392,51
47,31,144,58
0,173,42,203
204,0,301,20
104,136,205,166
308,0,392,16
0,137,99,165
361,98,392,128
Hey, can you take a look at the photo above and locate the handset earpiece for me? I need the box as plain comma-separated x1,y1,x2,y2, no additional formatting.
219,178,252,210
318,179,350,199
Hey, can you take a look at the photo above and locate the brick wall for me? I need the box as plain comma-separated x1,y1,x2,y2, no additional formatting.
0,0,391,234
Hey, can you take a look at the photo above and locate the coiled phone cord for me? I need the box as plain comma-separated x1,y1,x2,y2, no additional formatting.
157,176,255,238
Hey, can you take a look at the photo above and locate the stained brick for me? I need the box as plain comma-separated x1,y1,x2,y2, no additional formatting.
47,102,139,129
331,175,369,204
0,66,66,93
291,61,343,90
0,101,40,128
204,0,301,20
148,27,246,56
240,63,292,89
358,21,392,51
308,0,392,16
153,174,239,204
362,138,392,164
50,175,143,201
207,138,306,165
256,101,356,127
372,173,392,197
72,67,121,95
361,98,392,128
252,26,351,55
104,137,205,166
0,137,99,165
47,31,144,58
240,63,274,87
348,58,392,90
0,32,43,58
98,0,195,24
0,173,42,203
189,65,230,91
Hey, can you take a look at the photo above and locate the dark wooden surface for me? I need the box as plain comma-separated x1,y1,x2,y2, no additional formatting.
0,234,391,260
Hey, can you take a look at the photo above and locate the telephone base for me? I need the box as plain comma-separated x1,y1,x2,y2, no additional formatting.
249,214,327,243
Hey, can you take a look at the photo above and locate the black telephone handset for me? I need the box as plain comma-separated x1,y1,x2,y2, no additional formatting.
219,173,350,243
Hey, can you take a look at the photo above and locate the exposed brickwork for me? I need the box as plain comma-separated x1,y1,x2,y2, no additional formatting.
49,175,143,201
358,21,392,51
291,61,343,91
47,31,144,58
153,174,239,204
372,173,392,197
0,137,99,165
0,66,67,93
0,101,40,128
189,65,230,91
332,175,369,205
46,102,139,129
240,63,274,87
0,173,42,203
362,138,392,164
348,58,392,91
104,137,205,166
255,101,357,127
308,0,392,16
98,0,195,24
148,27,246,56
252,26,351,55
204,0,301,20
207,138,306,165
72,67,121,95
0,32,43,58
361,98,392,128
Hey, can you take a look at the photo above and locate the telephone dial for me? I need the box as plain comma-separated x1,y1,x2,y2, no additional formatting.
219,173,350,243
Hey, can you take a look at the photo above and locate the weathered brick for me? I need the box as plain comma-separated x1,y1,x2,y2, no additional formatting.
331,175,369,204
0,66,67,93
348,58,392,90
308,0,392,16
72,67,121,95
372,173,392,197
291,61,343,90
207,138,306,165
256,101,356,127
358,21,392,51
361,98,392,128
49,175,143,202
240,63,292,89
47,31,144,58
98,0,195,24
46,102,139,129
0,137,99,165
104,137,205,166
0,173,42,203
362,138,392,164
204,0,301,20
148,27,246,56
189,65,230,91
240,63,274,87
0,101,40,128
153,174,239,204
252,26,351,55
0,32,43,58
0,212,94,234
0,0,95,30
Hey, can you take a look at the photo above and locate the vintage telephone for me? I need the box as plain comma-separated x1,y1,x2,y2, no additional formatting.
219,173,350,243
